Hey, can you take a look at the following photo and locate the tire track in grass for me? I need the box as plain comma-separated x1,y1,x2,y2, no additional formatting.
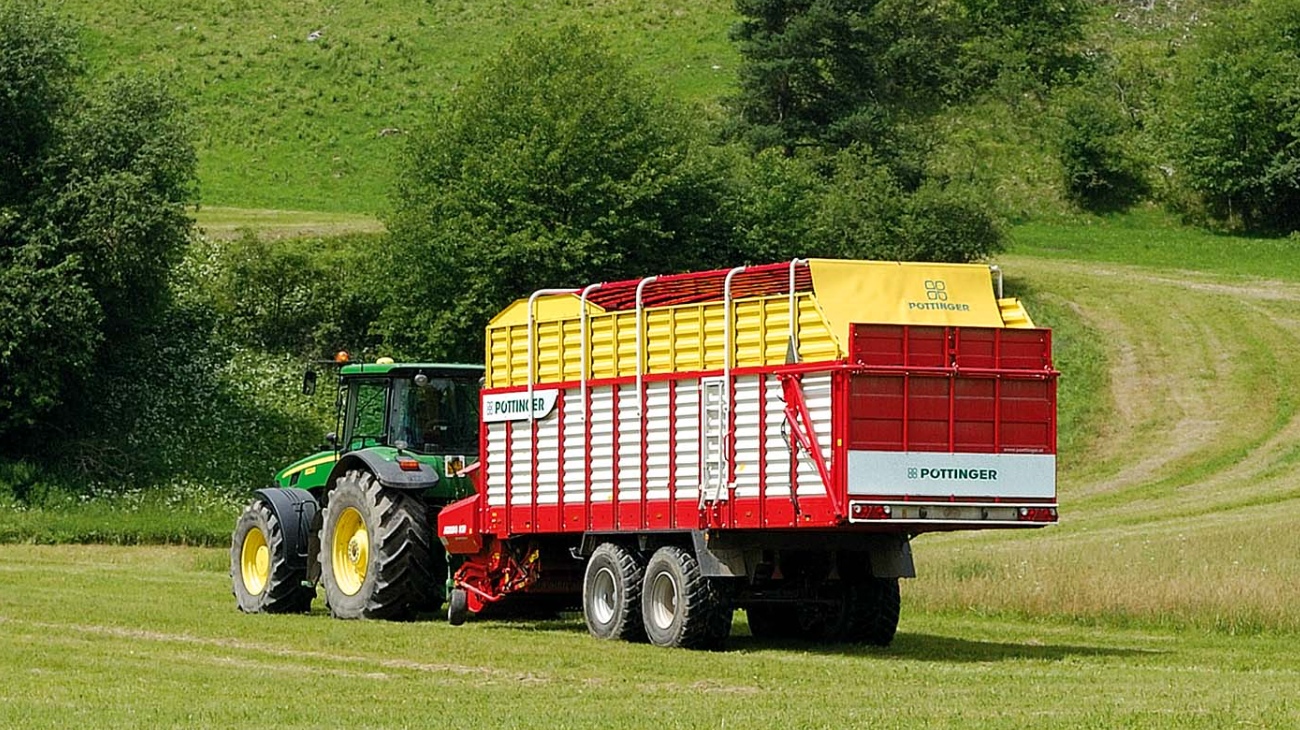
0,616,762,694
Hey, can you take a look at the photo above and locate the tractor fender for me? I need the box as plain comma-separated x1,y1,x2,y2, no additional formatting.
328,451,441,492
252,487,320,576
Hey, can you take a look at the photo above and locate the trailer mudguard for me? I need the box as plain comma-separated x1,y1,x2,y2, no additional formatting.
253,487,320,576
866,536,915,579
328,451,441,491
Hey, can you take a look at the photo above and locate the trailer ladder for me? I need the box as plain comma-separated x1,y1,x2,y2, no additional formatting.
700,377,728,506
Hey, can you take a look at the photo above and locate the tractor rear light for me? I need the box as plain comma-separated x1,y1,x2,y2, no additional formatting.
397,458,421,472
1017,507,1057,523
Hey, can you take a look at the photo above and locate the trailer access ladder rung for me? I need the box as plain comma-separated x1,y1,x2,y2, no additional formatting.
700,378,728,505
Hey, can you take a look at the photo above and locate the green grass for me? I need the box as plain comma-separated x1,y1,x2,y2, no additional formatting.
1,545,1297,729
61,0,739,213
1011,207,1300,280
0,497,235,547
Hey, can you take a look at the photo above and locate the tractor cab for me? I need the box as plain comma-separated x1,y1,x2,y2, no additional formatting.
336,361,483,458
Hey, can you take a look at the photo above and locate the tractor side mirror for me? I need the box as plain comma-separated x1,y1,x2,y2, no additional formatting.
302,368,318,396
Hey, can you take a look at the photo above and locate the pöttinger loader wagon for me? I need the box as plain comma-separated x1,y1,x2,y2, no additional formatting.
436,258,1058,648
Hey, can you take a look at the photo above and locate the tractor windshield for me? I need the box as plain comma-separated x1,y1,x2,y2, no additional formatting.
388,375,481,456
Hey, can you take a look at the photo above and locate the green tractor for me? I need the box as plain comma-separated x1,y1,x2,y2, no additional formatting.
230,358,483,620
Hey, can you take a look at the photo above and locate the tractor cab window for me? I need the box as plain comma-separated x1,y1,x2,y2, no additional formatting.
344,379,389,451
389,375,480,456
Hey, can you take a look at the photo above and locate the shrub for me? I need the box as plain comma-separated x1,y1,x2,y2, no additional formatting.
1057,87,1148,212
1166,0,1300,232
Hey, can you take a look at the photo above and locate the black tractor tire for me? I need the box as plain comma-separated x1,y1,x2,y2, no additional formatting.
230,499,314,614
641,546,733,649
582,543,646,642
319,469,435,620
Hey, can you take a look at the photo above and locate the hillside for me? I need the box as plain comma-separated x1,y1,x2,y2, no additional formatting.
58,0,1218,216
63,0,739,213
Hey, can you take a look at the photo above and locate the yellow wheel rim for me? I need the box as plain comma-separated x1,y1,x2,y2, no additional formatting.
331,507,369,596
240,526,270,596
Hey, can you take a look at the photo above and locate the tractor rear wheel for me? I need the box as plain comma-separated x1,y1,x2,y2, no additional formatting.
582,543,646,642
641,546,733,649
319,469,435,620
230,499,314,613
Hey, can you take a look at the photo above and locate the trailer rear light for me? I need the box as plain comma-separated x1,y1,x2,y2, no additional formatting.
397,458,422,472
1017,507,1057,522
850,503,891,520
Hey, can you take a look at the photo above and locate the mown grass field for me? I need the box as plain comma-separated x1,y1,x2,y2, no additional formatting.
2,545,1297,729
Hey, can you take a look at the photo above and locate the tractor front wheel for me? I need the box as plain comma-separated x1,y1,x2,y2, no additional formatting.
319,469,434,620
230,500,314,613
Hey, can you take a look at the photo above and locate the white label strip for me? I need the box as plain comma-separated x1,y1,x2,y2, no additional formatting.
846,451,1056,499
481,389,560,423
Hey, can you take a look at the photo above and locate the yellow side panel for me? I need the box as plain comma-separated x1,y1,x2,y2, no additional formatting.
485,291,843,386
808,259,1007,347
998,298,1036,328
484,261,1026,387
488,294,592,328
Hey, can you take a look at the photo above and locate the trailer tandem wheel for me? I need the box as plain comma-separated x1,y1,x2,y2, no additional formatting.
582,543,646,642
319,469,435,620
745,605,799,641
230,499,315,613
801,576,902,646
641,546,733,649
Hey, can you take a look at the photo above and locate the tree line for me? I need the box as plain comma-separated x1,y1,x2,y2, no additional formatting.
3,0,1299,490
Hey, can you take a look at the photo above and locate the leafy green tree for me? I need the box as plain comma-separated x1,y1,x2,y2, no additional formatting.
0,243,100,434
1057,86,1148,212
384,26,734,360
0,0,77,207
729,0,963,157
812,147,1003,262
0,0,196,440
1166,0,1300,232
957,0,1088,91
40,75,198,338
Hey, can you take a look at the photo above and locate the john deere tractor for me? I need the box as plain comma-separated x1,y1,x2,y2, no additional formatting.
230,358,483,620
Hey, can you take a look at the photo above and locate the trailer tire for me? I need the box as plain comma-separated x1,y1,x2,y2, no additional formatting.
818,577,901,645
745,605,798,640
231,499,315,614
582,543,645,642
641,546,733,649
852,577,901,647
319,469,434,620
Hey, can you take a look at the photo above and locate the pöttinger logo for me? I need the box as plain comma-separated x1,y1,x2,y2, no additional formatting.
907,468,919,479
909,278,970,312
